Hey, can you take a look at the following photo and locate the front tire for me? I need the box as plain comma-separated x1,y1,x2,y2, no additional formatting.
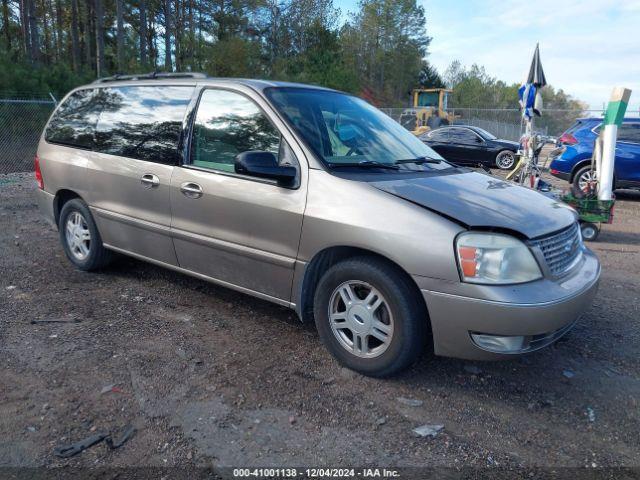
313,257,427,377
59,198,113,271
495,150,516,170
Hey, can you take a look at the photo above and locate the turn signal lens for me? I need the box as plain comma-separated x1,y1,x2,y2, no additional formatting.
455,232,542,284
458,246,478,277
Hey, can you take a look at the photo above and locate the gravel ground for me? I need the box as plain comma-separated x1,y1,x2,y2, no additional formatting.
1,170,639,475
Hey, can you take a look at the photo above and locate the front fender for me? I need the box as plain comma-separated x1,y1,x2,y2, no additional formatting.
297,170,464,281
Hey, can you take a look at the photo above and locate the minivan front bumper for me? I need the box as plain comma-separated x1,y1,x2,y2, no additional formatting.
419,248,600,360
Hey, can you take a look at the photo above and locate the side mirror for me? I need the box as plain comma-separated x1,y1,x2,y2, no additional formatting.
234,151,297,185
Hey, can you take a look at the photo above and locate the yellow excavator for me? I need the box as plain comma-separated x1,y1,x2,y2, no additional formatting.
399,88,454,136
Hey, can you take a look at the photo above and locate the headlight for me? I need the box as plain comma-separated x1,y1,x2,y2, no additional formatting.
456,232,542,284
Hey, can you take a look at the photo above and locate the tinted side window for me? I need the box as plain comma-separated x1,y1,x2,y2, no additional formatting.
95,86,194,164
45,89,103,149
450,128,479,144
618,123,640,144
190,89,281,173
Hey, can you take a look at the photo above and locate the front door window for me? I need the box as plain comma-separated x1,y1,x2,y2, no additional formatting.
190,89,282,173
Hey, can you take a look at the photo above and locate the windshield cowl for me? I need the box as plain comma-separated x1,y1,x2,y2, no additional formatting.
326,158,452,171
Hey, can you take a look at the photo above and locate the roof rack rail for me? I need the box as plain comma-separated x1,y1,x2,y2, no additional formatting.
93,72,208,83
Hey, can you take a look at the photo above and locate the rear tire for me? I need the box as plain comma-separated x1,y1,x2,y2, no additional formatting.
495,150,516,170
571,165,595,197
313,256,427,377
59,198,113,271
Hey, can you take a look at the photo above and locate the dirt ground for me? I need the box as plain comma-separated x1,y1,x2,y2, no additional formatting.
1,169,639,476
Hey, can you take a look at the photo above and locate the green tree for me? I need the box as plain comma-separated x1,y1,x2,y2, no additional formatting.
442,60,587,135
418,61,444,88
280,20,359,92
444,61,518,108
341,0,431,105
0,0,431,106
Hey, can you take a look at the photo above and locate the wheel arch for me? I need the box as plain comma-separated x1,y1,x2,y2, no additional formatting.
570,160,617,187
53,189,84,226
296,245,430,329
569,160,593,183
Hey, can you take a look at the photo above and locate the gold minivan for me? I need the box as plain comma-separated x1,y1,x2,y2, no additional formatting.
36,73,600,376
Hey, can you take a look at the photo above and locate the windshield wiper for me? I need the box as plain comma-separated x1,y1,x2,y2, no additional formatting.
395,157,443,165
328,160,400,170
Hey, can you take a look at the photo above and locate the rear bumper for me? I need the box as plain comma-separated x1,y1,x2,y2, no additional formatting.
421,250,600,360
36,189,56,228
549,169,570,181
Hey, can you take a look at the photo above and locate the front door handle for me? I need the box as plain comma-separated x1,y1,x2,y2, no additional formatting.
140,173,160,188
180,182,203,199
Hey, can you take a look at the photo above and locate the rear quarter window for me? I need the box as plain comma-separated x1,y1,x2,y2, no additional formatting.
45,89,103,149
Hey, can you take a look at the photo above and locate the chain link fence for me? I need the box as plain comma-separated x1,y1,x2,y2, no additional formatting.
379,107,637,142
0,96,56,174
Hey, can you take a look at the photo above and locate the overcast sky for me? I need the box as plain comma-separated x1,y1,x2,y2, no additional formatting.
339,0,640,110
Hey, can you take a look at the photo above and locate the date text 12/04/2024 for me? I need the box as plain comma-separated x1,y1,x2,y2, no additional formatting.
232,468,401,478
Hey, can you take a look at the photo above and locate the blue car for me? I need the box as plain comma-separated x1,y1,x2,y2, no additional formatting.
550,117,640,194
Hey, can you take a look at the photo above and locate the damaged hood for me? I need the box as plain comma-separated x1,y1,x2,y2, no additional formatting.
371,171,576,239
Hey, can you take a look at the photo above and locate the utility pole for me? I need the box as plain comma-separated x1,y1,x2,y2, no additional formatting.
116,0,124,72
95,0,105,76
164,0,171,71
140,0,148,67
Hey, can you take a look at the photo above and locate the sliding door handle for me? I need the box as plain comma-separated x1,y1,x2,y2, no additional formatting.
140,173,160,188
180,182,203,199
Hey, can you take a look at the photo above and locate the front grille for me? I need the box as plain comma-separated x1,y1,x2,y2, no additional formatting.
530,222,583,276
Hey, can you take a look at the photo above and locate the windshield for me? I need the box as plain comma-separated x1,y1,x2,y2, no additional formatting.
417,91,439,107
265,88,451,171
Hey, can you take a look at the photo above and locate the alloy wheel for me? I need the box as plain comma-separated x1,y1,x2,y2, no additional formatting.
328,280,394,358
578,170,596,192
496,151,515,170
65,211,91,261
